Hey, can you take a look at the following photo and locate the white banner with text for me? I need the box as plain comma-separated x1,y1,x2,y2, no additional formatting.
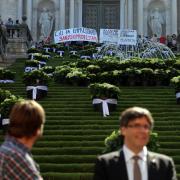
99,29,119,44
118,29,137,45
54,27,98,43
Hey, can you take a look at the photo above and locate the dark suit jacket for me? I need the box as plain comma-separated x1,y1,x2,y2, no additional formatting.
93,150,177,180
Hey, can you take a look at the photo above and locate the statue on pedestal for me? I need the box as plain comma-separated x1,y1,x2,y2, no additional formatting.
148,7,164,37
39,8,54,40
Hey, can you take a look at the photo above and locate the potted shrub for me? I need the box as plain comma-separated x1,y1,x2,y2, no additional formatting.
170,76,180,104
89,82,121,99
103,130,159,153
139,68,154,86
27,48,41,54
0,69,16,83
0,95,24,133
24,60,39,72
41,66,55,77
88,83,121,117
76,59,92,68
86,64,101,74
54,65,71,84
153,69,168,86
23,70,50,100
0,89,13,131
0,89,12,103
33,54,49,68
123,68,141,86
65,68,90,86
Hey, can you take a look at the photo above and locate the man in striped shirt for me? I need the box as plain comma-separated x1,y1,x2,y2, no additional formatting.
0,100,45,179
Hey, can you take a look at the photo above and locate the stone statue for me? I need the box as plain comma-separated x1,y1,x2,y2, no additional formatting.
39,8,54,40
148,7,164,37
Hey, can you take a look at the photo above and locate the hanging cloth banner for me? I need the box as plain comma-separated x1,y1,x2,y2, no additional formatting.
54,27,98,43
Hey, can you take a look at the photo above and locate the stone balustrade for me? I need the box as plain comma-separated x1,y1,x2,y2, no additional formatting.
6,24,32,42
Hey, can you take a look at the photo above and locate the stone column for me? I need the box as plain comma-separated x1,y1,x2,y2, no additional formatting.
137,0,143,36
69,0,75,28
60,0,65,29
77,0,82,27
26,0,32,30
172,0,177,34
128,0,133,29
18,0,23,22
120,0,125,29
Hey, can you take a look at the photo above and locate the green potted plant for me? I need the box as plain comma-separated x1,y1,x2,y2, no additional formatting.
0,89,12,103
41,66,55,77
0,69,16,83
140,68,154,86
88,83,121,117
54,65,71,84
170,76,180,104
23,70,50,100
86,64,101,74
0,95,24,133
65,68,90,86
89,82,121,99
24,60,39,72
103,130,159,153
27,48,41,54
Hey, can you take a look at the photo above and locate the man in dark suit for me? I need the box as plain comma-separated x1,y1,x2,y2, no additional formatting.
93,107,177,180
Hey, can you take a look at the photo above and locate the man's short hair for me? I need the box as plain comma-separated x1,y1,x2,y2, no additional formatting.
119,106,154,129
8,100,45,138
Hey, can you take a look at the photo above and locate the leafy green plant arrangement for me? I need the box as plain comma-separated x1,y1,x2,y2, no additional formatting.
86,65,101,74
33,54,49,62
154,69,168,86
27,48,41,53
97,71,114,84
23,69,50,86
41,66,55,75
25,60,39,67
76,59,92,68
0,89,12,103
54,65,71,83
88,83,121,99
0,96,24,118
170,76,180,91
0,68,16,80
103,130,159,154
140,68,154,86
66,68,90,86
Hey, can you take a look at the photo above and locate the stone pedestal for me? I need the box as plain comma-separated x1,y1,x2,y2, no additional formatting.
6,38,28,58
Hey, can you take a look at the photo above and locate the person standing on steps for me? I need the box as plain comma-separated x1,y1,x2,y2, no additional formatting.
93,106,177,180
0,100,45,179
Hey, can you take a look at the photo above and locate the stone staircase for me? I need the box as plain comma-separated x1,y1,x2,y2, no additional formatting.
0,59,180,179
0,23,31,68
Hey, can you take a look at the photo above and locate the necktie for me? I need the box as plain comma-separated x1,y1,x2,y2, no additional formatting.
133,156,141,180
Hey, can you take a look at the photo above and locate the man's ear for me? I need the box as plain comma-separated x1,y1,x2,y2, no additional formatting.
34,128,42,138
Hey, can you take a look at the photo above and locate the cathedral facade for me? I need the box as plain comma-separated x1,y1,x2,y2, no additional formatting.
0,0,179,41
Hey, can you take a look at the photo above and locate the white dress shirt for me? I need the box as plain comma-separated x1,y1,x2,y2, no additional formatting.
123,145,148,180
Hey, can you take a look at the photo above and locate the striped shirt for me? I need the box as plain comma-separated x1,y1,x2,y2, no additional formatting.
0,136,43,180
